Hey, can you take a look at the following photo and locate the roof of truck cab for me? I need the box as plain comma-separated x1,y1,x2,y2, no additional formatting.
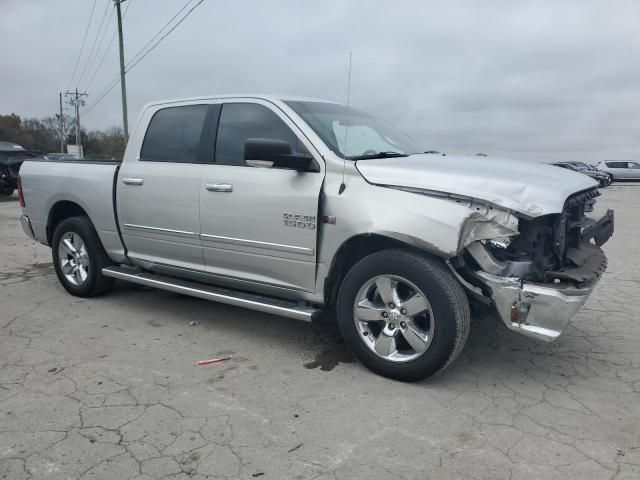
142,94,341,109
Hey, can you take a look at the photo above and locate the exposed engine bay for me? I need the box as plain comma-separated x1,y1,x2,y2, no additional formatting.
460,188,614,288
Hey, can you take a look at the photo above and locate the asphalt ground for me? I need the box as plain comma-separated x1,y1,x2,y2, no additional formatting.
1,185,639,479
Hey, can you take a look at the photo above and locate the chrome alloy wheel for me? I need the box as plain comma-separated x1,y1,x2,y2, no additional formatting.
58,232,90,286
353,275,435,362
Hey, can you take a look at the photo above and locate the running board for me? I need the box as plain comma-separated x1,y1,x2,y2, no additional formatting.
102,266,319,322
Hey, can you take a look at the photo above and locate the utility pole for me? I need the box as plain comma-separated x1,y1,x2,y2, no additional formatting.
58,92,64,153
64,89,88,158
115,0,129,141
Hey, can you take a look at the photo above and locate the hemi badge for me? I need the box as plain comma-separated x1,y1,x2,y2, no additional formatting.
321,216,337,225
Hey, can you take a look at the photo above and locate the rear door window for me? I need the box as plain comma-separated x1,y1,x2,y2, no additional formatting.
605,161,628,169
214,103,306,167
140,105,209,163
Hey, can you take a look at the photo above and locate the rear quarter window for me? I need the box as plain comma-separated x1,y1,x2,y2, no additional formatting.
140,105,208,163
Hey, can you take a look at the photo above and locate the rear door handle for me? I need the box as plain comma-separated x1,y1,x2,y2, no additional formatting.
206,183,233,192
122,177,144,186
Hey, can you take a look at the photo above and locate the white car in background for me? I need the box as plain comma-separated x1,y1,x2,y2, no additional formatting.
597,160,640,181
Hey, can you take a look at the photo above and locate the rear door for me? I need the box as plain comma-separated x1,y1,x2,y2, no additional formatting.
199,99,324,293
606,161,628,179
117,103,211,271
627,162,640,179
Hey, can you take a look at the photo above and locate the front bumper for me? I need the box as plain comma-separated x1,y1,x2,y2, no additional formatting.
20,215,35,240
476,271,597,342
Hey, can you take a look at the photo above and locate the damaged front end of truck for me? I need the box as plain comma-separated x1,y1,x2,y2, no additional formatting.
452,188,614,341
355,154,615,342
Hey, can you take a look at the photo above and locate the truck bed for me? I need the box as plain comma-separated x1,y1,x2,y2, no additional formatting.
19,159,127,263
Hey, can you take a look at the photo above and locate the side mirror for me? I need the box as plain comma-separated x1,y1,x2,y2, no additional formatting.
244,138,314,171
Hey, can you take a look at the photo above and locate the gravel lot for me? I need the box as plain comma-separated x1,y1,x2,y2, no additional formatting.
1,186,639,480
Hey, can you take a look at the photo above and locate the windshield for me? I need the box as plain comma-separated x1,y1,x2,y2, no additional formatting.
285,101,421,159
570,162,592,171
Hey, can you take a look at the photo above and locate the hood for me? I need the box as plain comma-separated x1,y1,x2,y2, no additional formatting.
356,154,598,217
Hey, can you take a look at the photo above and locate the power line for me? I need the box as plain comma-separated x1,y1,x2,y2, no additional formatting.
67,0,98,90
79,6,116,90
84,0,196,116
126,0,205,72
125,0,196,69
83,78,121,117
84,0,135,92
84,28,117,92
76,0,112,89
83,0,205,117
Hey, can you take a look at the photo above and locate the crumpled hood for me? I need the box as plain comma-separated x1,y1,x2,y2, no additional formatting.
356,154,598,217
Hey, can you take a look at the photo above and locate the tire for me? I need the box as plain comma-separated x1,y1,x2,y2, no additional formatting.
606,173,614,184
336,249,470,381
0,188,14,197
52,216,114,297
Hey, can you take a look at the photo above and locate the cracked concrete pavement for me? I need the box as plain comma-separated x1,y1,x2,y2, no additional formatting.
1,186,639,479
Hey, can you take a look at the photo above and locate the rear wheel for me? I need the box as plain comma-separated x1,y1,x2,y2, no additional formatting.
52,216,114,297
336,249,470,381
0,187,14,197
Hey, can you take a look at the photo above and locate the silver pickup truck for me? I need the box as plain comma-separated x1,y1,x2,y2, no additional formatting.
18,95,614,381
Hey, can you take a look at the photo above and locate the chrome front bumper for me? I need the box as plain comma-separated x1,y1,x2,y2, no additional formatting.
476,271,596,342
20,215,35,240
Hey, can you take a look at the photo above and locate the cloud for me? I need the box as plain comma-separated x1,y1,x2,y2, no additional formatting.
1,0,638,162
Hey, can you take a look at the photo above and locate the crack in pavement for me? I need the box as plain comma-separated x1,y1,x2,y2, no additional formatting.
1,188,639,480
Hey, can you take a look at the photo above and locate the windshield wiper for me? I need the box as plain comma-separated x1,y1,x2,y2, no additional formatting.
349,151,408,160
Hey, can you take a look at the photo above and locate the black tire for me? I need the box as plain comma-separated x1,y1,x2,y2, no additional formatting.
336,249,470,381
52,216,114,297
0,188,14,197
607,173,614,184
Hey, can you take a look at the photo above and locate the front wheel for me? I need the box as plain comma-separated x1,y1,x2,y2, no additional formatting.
52,216,114,297
336,249,470,381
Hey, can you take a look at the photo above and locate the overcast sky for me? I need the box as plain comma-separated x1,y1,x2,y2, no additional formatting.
1,0,639,162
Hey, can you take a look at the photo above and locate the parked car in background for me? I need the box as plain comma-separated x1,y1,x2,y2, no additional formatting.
597,161,640,182
17,95,614,381
0,141,44,196
551,161,611,187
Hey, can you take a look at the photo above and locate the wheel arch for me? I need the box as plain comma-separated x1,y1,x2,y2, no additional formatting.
323,233,448,308
46,200,91,245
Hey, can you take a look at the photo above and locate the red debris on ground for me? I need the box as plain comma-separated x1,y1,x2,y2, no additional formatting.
195,355,232,366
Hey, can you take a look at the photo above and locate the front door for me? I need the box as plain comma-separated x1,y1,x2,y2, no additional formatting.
199,100,324,293
117,103,210,271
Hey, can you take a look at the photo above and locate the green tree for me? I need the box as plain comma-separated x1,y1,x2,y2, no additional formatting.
1,112,126,160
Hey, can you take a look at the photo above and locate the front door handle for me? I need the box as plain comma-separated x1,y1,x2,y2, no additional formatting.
122,177,144,186
206,183,233,193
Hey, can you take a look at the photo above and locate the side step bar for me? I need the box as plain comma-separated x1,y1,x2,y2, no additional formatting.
102,266,320,322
